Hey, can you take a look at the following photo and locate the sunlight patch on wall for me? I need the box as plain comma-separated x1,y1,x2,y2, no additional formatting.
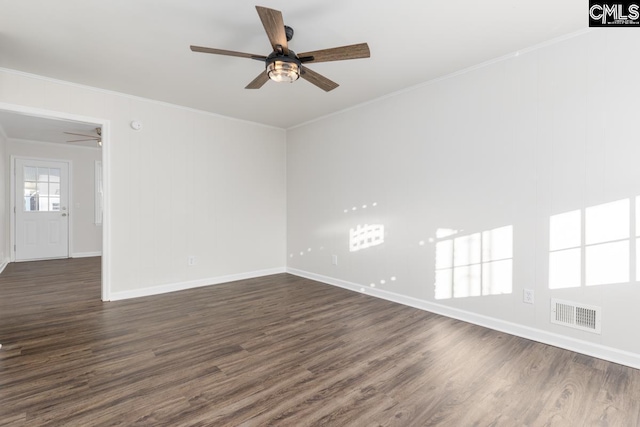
343,201,378,214
434,225,513,300
436,228,460,239
289,246,324,259
369,276,396,288
349,224,385,252
549,198,631,289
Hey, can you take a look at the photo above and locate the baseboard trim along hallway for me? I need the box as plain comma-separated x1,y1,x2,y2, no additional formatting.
109,267,286,301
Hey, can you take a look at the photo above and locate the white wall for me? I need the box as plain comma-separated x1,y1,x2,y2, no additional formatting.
0,68,286,298
287,29,640,367
0,126,7,269
6,139,102,257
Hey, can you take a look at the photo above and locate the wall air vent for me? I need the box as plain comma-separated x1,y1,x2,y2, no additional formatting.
550,298,601,334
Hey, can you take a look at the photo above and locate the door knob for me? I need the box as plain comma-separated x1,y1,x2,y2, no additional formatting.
62,213,67,217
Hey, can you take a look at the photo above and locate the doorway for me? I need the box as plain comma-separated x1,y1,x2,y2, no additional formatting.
0,102,110,301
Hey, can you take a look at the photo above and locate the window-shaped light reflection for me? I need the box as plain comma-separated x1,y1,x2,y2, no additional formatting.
550,210,581,251
586,241,629,286
548,210,581,289
549,248,581,289
435,240,453,269
637,238,640,282
453,233,481,267
349,224,384,252
481,226,513,296
436,228,459,239
636,197,640,237
483,226,513,262
434,225,513,300
636,197,640,281
586,199,629,245
549,198,631,289
453,265,481,298
435,269,453,299
482,259,512,295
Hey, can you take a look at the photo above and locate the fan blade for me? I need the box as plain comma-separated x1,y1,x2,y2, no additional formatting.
190,45,266,61
300,66,339,92
245,71,270,89
256,6,288,55
64,132,97,138
298,43,370,64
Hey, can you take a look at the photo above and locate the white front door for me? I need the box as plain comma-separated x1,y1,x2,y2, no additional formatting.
15,158,70,261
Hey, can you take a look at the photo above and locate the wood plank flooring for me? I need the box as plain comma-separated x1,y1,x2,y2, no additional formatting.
2,258,640,426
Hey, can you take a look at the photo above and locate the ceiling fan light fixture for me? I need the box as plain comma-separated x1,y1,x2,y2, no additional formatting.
190,6,370,91
266,54,300,83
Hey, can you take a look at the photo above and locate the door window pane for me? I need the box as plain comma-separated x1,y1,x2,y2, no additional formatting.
37,167,49,182
24,181,38,211
24,181,36,195
24,196,37,211
24,166,37,181
38,197,49,211
23,165,62,212
37,182,49,196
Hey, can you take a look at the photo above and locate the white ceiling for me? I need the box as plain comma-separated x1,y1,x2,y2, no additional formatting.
0,110,101,148
0,0,586,130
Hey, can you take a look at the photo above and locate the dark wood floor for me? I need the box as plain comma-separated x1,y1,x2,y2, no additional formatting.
1,258,640,426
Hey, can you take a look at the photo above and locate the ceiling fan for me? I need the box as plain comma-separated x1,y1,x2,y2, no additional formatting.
64,128,102,147
190,6,370,92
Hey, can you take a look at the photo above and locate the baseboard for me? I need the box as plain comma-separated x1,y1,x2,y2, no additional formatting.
286,267,640,370
71,251,102,258
109,267,286,301
0,258,9,275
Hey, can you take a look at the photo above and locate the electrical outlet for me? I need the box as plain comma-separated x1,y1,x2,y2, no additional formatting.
523,289,534,304
188,256,197,266
332,254,338,265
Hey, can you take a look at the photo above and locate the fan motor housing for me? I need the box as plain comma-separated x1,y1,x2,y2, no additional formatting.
284,25,294,42
265,50,300,67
